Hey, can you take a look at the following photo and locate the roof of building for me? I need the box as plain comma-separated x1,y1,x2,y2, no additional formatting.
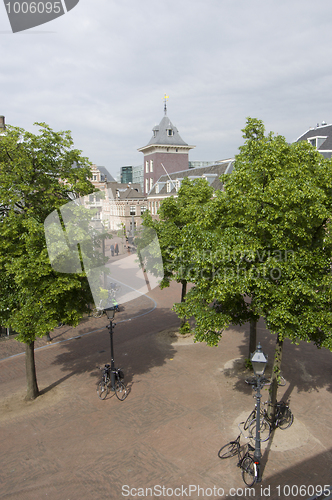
147,115,188,146
106,182,145,201
296,123,332,156
97,166,115,182
147,159,234,197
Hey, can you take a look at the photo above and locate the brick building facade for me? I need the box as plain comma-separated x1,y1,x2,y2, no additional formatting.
138,105,195,194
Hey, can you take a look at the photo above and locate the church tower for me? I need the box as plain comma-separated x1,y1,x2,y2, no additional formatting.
138,97,195,194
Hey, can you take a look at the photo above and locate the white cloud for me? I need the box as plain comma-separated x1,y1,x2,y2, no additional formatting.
1,0,332,175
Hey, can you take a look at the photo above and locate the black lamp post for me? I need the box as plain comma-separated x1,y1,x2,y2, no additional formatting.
250,343,268,482
104,306,116,390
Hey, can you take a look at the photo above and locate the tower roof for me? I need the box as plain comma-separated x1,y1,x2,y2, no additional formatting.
146,115,189,147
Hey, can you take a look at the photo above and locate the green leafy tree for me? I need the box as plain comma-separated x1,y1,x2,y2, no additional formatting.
139,177,214,332
174,118,332,408
0,123,96,400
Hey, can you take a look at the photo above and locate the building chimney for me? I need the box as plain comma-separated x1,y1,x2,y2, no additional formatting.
0,116,5,130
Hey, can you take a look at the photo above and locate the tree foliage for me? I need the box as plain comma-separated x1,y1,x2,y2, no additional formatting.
0,123,95,399
139,177,214,331
174,118,332,362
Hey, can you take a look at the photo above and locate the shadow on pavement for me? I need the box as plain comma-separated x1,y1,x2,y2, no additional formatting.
48,304,179,390
223,318,332,397
38,372,73,395
258,446,332,500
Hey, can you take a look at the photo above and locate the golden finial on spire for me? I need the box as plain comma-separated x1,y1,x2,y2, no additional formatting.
163,94,169,115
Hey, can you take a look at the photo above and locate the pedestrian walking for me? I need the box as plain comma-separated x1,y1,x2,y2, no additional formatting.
115,243,119,256
110,244,114,256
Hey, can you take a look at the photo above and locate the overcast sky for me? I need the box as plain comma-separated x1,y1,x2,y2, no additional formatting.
1,0,332,178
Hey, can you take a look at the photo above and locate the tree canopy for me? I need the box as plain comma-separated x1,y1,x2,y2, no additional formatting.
174,118,332,353
0,123,96,399
139,177,214,330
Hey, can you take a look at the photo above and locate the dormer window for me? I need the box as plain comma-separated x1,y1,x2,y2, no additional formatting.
307,136,327,149
167,129,174,136
152,126,159,138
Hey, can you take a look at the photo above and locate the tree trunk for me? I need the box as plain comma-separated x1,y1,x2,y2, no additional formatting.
268,333,284,420
180,280,188,330
25,341,39,400
249,318,257,359
181,280,187,303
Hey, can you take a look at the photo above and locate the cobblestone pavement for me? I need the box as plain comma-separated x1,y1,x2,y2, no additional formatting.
0,281,331,500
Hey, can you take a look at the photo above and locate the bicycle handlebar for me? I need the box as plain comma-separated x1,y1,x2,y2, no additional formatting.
238,421,251,440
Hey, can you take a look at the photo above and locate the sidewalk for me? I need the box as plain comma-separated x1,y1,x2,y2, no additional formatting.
0,281,331,500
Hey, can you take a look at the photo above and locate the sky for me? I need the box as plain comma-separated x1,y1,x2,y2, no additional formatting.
1,0,332,179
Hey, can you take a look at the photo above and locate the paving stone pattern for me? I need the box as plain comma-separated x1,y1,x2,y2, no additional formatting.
0,282,331,500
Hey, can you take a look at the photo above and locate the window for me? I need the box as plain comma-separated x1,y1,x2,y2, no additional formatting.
89,194,95,203
152,202,155,215
150,160,153,172
145,160,149,173
130,206,136,216
93,175,97,181
141,206,147,215
150,178,153,190
167,129,174,136
166,181,170,193
145,178,149,193
308,136,327,149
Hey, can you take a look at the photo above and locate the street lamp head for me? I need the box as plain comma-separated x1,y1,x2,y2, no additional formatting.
104,306,116,320
251,343,268,377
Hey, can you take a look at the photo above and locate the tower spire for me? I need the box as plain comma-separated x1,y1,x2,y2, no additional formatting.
163,94,169,116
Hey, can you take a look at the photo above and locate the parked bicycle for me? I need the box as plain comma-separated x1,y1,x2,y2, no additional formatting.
92,300,104,318
245,374,286,388
97,363,127,401
107,282,120,312
244,400,293,443
218,423,258,487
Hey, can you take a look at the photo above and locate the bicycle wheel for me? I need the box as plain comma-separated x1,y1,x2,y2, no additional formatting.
244,410,256,430
248,417,271,442
244,376,257,387
218,441,239,459
93,309,104,318
244,376,270,388
97,381,108,400
114,380,127,401
241,456,257,487
278,407,294,430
